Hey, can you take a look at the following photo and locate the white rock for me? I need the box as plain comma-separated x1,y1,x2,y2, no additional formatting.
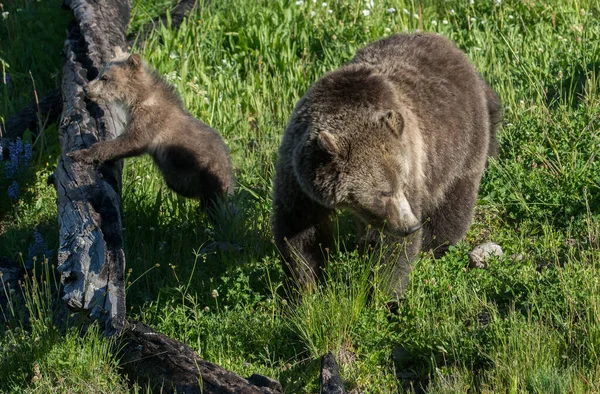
469,242,503,269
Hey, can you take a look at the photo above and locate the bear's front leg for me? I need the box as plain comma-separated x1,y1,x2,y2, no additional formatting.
273,180,334,291
67,131,147,165
384,229,422,299
360,225,422,301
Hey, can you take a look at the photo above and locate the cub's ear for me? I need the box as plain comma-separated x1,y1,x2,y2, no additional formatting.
128,54,142,69
317,131,339,155
113,46,126,58
379,110,404,138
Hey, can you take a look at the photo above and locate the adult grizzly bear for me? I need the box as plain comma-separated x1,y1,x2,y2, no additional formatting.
272,33,501,298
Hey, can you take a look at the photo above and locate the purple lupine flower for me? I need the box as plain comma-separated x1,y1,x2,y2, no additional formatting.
5,140,21,178
4,138,32,178
22,142,32,166
27,229,53,268
7,180,19,201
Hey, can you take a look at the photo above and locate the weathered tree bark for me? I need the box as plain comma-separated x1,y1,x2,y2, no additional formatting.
1,88,62,144
119,320,283,394
127,0,198,48
55,0,132,335
320,352,347,394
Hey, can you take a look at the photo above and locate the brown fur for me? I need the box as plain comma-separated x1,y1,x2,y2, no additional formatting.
272,33,502,297
68,52,235,209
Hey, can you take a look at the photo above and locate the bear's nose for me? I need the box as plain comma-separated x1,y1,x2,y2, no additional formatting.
405,223,422,234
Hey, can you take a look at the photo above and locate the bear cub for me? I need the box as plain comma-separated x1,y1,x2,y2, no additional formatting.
68,49,234,209
273,33,502,298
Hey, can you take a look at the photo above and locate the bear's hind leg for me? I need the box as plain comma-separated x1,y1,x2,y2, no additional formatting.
273,185,334,291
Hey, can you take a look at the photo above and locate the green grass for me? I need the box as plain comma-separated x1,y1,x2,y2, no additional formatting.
1,0,600,392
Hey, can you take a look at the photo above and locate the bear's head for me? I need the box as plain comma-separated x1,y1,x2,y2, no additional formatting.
85,49,146,105
293,66,421,236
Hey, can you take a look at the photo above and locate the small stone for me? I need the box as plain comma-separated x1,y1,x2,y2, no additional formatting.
469,242,503,269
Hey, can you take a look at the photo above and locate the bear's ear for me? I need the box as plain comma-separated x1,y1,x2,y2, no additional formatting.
379,110,404,138
317,131,339,155
128,54,142,69
113,46,126,58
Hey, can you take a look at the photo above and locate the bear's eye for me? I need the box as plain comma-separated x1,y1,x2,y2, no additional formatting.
100,74,110,81
379,191,393,198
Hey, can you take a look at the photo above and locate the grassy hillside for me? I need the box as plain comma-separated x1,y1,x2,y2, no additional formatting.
1,0,600,392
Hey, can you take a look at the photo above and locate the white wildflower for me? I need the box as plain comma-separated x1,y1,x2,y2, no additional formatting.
450,9,455,14
310,10,316,16
508,15,513,19
362,9,370,16
364,0,374,9
403,8,410,14
580,8,585,16
384,27,391,33
495,0,501,5
469,0,474,4
165,71,177,82
295,0,303,5
387,7,396,13
1,11,8,19
442,19,448,24
413,13,419,19
328,9,332,13
322,2,327,6
470,17,476,22
431,20,437,25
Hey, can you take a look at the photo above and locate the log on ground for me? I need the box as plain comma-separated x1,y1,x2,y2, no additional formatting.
55,0,132,335
119,320,283,394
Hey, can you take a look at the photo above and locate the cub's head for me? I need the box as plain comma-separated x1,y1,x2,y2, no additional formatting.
293,67,421,236
85,49,146,104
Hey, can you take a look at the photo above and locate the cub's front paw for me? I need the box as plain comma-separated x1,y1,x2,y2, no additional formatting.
67,149,96,165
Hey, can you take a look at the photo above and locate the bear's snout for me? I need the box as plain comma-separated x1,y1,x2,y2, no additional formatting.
384,193,421,236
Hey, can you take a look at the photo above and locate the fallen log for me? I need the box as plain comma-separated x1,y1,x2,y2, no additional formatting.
320,352,347,394
119,320,283,393
55,0,131,335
